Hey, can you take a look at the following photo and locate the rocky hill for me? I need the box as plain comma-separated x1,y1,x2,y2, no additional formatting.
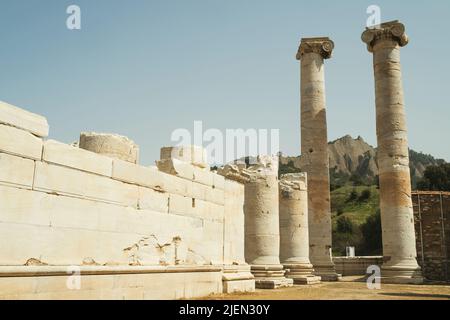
280,135,446,188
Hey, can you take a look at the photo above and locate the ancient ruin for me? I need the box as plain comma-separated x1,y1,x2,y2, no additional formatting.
0,100,256,298
412,191,450,282
0,19,442,300
362,21,423,284
279,173,321,284
296,37,340,281
220,157,294,289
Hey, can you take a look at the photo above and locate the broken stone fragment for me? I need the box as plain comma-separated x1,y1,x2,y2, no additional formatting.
79,132,139,164
217,164,251,184
279,173,308,193
24,258,48,266
246,155,279,177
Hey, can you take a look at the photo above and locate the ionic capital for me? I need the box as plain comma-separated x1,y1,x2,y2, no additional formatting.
361,20,408,52
296,37,334,60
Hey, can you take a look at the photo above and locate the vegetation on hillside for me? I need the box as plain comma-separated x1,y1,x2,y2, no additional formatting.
331,185,381,256
277,147,449,257
417,163,450,191
409,149,445,188
279,161,382,256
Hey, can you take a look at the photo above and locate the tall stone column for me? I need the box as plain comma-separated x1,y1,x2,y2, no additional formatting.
296,37,340,281
362,21,423,284
243,156,293,289
279,173,321,285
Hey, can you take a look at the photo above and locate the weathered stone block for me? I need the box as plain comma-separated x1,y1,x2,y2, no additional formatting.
223,279,256,294
0,124,43,160
0,222,154,266
0,185,52,226
0,267,223,300
213,173,225,190
168,193,194,216
113,160,191,196
0,153,35,189
191,182,224,206
168,193,224,222
0,101,49,137
160,146,208,169
193,167,214,187
156,158,194,180
157,158,224,191
43,140,113,177
0,187,203,265
138,187,169,213
33,162,138,207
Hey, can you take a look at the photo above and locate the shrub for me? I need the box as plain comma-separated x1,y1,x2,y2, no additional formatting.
337,216,354,234
359,209,382,255
358,189,371,202
347,189,358,203
417,163,450,191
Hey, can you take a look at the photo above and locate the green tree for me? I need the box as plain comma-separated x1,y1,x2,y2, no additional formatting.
349,173,365,186
417,163,450,191
359,209,382,255
337,216,354,234
347,189,358,203
358,189,371,202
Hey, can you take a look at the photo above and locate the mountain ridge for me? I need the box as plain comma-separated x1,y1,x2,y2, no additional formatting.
280,135,446,188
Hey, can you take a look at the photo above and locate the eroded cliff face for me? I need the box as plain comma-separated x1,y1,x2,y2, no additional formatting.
327,135,377,178
280,135,444,184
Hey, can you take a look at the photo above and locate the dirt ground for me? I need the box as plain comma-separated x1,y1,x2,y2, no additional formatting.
200,277,450,300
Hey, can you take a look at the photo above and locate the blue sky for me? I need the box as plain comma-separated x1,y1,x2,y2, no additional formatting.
1,0,449,165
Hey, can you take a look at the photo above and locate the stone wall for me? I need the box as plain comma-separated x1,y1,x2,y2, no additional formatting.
412,191,450,282
333,257,383,276
0,101,254,299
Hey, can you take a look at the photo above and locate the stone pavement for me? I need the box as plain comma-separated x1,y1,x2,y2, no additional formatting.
200,277,450,300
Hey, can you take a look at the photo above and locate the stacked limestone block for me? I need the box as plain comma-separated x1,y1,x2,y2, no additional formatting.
333,257,384,277
362,21,423,284
296,37,340,281
222,156,293,289
0,101,48,194
217,166,255,293
0,101,252,299
279,173,321,285
158,147,255,294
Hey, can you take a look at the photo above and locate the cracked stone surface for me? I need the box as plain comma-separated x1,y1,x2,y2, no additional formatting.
297,37,338,280
362,21,422,284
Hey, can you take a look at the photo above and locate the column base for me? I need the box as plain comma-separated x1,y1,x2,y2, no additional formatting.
381,265,424,285
255,278,295,289
313,264,342,282
292,275,322,285
283,263,321,285
222,265,256,294
251,265,294,289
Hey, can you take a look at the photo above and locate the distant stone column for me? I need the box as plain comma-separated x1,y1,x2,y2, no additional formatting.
279,173,321,285
362,21,423,284
296,37,340,281
244,156,293,289
79,132,139,164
